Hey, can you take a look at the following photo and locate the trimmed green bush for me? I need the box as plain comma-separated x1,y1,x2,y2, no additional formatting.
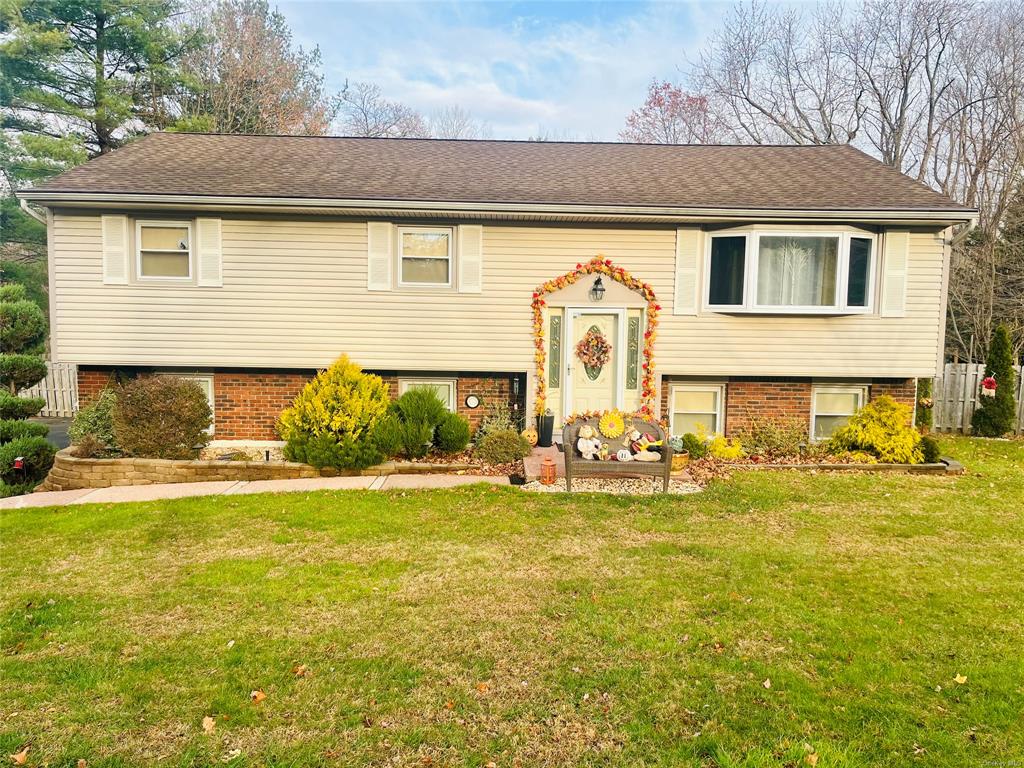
371,413,403,459
0,419,48,443
0,283,28,303
0,435,55,489
475,428,531,465
920,435,942,464
394,387,448,430
0,297,47,354
113,376,212,459
828,395,923,464
0,391,43,420
0,354,48,392
678,432,709,460
69,388,117,450
971,325,1018,437
398,420,434,459
283,432,382,470
436,412,471,453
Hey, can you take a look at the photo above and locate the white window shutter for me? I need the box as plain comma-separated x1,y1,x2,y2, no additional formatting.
367,222,393,291
196,218,223,287
458,225,483,293
881,229,909,317
101,215,129,284
673,227,701,315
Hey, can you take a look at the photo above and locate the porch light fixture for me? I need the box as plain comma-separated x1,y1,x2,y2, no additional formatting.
589,276,606,302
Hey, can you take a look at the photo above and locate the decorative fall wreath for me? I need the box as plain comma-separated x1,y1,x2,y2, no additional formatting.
576,327,611,370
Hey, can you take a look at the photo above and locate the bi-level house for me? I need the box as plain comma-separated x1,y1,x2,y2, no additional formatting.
23,134,975,447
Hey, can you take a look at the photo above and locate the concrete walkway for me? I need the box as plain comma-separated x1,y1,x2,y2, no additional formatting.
0,474,510,510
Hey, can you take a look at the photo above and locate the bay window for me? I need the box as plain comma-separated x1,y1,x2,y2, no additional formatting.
706,230,876,313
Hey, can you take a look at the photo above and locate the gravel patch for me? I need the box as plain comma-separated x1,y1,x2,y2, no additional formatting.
521,477,702,495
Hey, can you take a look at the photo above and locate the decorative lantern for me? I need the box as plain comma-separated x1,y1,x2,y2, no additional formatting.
589,276,606,302
540,456,557,485
981,376,998,398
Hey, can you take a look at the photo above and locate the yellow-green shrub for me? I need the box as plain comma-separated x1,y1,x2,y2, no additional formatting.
827,395,922,464
695,424,744,460
278,356,390,444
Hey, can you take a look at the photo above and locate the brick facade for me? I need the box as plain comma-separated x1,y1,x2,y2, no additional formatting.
724,379,814,436
77,368,114,407
77,367,523,440
869,378,918,413
659,376,918,436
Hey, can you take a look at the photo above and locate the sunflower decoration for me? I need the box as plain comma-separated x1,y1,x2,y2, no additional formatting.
598,409,626,439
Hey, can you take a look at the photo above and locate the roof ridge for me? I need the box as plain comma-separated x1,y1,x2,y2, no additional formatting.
148,131,857,150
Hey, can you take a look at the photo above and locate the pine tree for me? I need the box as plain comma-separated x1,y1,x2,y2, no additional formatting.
971,325,1018,437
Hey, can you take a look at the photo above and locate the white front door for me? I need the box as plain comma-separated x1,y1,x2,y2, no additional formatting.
567,310,620,414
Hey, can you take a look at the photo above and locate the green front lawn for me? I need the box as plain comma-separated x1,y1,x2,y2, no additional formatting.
2,436,1022,767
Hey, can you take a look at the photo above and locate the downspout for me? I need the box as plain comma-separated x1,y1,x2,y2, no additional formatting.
19,197,47,225
936,216,979,378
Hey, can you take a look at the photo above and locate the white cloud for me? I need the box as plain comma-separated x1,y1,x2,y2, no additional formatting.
279,1,725,139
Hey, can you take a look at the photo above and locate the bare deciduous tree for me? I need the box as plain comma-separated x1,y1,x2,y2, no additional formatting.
175,0,337,135
619,80,729,144
336,82,429,138
428,105,491,140
691,0,1024,359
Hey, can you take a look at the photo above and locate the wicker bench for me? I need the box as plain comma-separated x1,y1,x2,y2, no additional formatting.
562,416,673,492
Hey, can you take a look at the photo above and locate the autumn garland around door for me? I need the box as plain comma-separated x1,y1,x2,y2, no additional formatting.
532,255,660,418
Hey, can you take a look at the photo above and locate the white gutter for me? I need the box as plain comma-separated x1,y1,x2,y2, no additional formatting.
19,190,978,224
19,197,47,224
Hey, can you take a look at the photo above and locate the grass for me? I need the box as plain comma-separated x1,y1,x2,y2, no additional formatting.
1,435,1022,767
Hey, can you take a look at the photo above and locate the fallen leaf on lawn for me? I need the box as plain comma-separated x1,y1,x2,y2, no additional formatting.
954,674,967,684
444,700,455,710
762,678,771,689
202,715,216,734
250,689,266,704
77,760,87,768
223,748,242,762
10,748,28,766
476,682,489,693
292,664,309,678
226,640,235,649
805,753,818,766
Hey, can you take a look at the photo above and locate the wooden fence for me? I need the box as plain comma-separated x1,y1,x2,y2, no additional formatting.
932,363,1024,434
19,362,78,418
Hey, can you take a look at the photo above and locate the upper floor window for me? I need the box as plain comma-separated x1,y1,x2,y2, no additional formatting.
398,226,453,287
137,220,192,280
706,230,875,314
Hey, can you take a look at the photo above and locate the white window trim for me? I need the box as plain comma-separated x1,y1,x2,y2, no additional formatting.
136,220,193,281
704,229,877,315
397,226,454,288
398,377,457,411
668,383,726,437
810,384,868,442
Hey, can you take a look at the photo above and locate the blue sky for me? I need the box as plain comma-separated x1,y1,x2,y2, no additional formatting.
277,1,731,140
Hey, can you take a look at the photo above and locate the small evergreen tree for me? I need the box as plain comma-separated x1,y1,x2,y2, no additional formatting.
0,282,54,496
971,325,1018,437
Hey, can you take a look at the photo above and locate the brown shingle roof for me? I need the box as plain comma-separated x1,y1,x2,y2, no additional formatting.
33,132,972,212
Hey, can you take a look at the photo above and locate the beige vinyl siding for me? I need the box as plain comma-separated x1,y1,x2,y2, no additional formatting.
51,214,947,378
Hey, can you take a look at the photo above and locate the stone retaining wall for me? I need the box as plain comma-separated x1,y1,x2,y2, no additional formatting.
39,448,475,492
